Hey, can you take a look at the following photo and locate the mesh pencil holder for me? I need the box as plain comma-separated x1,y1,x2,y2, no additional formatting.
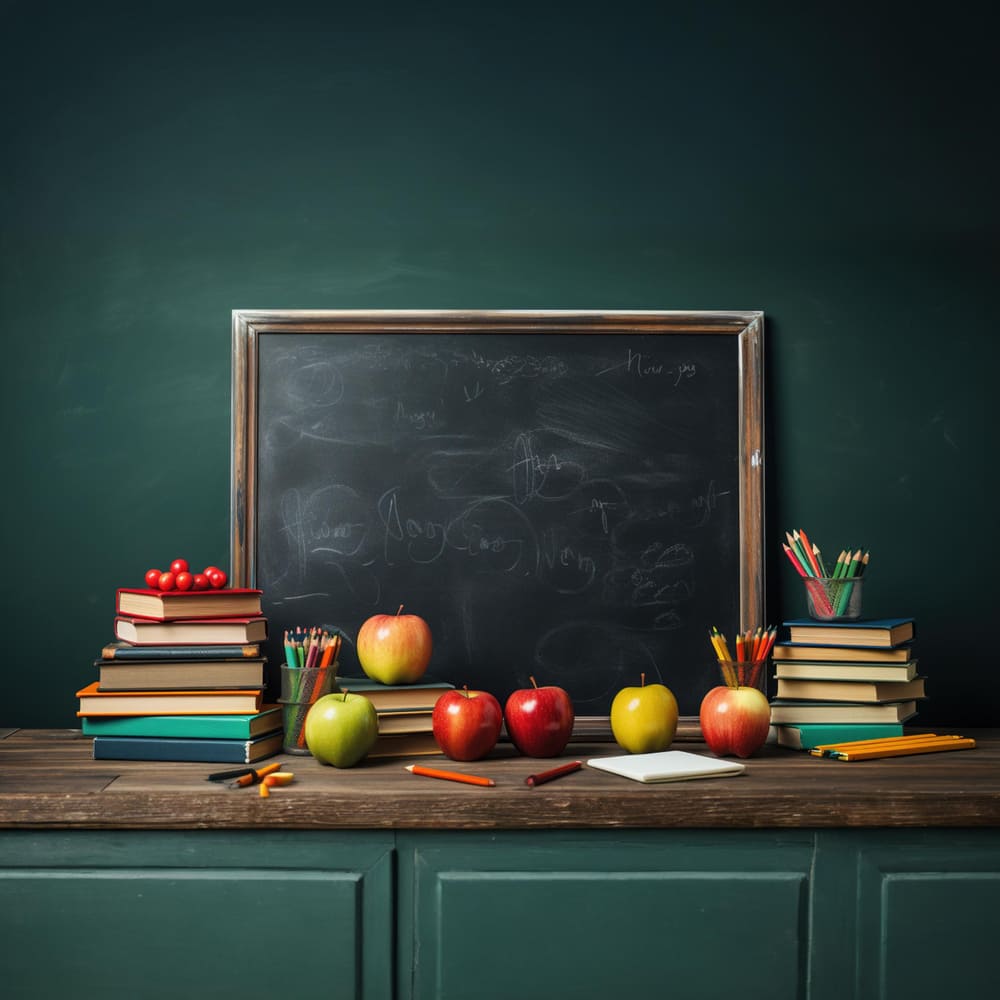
278,664,337,755
804,576,864,621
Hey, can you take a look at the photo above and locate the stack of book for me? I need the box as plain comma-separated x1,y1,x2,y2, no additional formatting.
333,675,454,758
77,586,282,764
768,617,925,750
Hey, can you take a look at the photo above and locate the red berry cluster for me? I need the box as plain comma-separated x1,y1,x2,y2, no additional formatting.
144,558,228,592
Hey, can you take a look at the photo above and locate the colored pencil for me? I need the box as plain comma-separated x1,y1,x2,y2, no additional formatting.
526,760,583,787
812,736,975,761
405,764,495,787
229,761,283,788
795,528,823,577
709,624,775,688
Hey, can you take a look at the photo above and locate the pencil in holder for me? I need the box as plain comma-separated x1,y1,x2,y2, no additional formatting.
278,664,337,755
804,576,864,621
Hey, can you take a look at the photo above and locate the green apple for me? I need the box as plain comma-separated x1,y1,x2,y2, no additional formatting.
610,673,678,753
304,691,379,767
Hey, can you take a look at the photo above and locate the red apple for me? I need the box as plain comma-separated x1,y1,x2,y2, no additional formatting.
503,676,574,758
432,686,503,761
357,605,433,684
699,685,771,758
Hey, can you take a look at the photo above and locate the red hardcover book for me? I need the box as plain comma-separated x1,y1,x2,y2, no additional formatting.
114,615,268,645
115,588,263,621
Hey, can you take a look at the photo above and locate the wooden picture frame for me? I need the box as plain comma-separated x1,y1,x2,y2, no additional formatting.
231,310,764,730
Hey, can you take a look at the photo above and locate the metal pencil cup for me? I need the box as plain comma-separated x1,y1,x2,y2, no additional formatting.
278,664,337,755
804,576,864,621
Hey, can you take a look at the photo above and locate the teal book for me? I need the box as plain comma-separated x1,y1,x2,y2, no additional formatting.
92,731,283,763
81,705,281,740
774,722,905,750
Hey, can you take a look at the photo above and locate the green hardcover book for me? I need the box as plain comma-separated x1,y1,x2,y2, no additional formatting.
774,722,905,750
101,641,262,660
80,705,281,740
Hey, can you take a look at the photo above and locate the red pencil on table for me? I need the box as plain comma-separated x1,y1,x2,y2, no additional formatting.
525,760,583,787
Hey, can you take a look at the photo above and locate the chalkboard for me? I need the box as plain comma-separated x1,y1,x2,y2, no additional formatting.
231,311,764,723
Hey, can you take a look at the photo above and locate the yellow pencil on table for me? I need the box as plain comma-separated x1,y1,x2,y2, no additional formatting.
811,734,975,761
813,734,949,751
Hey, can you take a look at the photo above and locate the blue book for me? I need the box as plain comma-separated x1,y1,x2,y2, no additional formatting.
81,705,281,740
782,617,915,649
91,731,283,763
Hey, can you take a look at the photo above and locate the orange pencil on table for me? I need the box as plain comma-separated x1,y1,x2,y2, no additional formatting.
405,764,495,787
229,761,283,788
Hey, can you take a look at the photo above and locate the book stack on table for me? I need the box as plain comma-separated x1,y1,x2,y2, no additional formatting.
768,617,925,750
333,674,453,758
77,587,281,763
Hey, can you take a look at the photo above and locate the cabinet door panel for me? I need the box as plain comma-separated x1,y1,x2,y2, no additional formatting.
0,831,394,1000
854,833,1000,1000
404,831,813,1000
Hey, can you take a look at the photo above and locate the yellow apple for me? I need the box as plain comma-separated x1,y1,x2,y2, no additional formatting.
610,673,679,753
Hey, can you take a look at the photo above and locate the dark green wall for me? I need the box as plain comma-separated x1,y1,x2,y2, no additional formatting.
3,3,997,728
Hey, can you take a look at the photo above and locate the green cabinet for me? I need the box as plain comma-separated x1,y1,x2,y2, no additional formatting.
400,830,814,1000
0,831,395,1000
2,829,997,1000
851,832,1000,1000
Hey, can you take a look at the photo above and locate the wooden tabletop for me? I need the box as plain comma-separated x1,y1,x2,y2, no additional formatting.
2,728,999,830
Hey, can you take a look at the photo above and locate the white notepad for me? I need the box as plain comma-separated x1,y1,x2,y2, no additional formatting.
586,750,746,783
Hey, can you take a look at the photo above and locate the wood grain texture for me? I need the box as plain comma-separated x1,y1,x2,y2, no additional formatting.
1,728,997,830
